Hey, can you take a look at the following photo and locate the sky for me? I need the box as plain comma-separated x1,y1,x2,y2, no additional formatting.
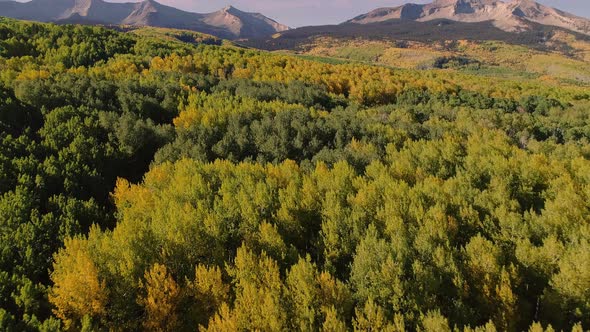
17,0,590,27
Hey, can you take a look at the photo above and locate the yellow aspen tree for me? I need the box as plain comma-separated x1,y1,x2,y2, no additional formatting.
418,310,451,332
138,263,181,332
286,256,320,332
353,298,396,332
50,237,108,330
189,264,229,327
321,306,347,332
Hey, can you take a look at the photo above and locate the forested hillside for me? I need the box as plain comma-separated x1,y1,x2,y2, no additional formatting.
249,24,590,85
0,17,589,331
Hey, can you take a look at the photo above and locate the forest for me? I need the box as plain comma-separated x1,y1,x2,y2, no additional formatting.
0,17,589,331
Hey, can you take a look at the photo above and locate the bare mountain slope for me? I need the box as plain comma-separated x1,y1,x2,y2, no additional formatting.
203,6,289,40
0,0,289,39
348,0,590,36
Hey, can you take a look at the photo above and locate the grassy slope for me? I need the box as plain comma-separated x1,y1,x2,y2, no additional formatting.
275,33,590,85
129,26,226,46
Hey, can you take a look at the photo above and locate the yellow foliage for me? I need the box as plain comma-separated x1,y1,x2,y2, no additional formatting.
138,263,181,332
192,265,229,303
190,264,230,326
16,69,50,81
353,298,397,332
322,306,347,332
111,177,132,207
49,238,108,330
218,246,287,331
201,303,237,332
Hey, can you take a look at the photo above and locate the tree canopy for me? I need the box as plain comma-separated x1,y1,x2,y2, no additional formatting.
0,17,588,331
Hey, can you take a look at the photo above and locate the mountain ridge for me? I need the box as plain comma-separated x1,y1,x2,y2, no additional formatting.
347,0,590,36
0,0,290,39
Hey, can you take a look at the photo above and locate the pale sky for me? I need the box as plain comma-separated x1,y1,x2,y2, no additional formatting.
17,0,590,27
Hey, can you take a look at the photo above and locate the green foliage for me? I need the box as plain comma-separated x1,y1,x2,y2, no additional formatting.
0,17,588,332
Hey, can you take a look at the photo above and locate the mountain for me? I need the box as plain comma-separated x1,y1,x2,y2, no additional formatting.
347,0,590,36
203,6,289,40
247,18,589,53
244,0,590,84
0,0,289,39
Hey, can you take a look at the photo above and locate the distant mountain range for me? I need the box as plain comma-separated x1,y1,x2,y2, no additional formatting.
248,0,590,53
0,0,588,42
348,0,590,36
0,0,290,39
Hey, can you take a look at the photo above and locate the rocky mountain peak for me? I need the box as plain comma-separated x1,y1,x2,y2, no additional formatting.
348,0,589,35
0,0,288,39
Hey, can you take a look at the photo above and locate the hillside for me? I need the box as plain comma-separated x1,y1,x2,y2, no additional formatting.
249,15,590,50
246,13,590,84
256,34,590,84
348,0,590,36
0,0,289,39
0,16,590,332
